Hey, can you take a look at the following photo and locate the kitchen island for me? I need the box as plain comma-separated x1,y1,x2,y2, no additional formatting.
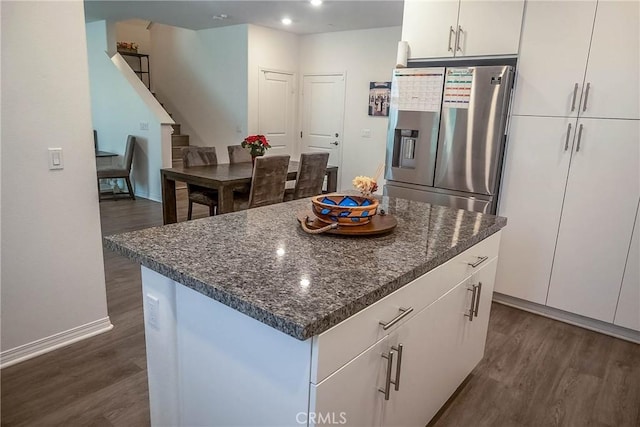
105,196,506,426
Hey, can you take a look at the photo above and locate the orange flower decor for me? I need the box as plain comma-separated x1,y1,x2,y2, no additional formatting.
241,134,271,157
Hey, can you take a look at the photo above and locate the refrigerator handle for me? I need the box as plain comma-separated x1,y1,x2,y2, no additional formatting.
576,124,584,152
564,123,572,151
448,26,455,52
571,83,579,112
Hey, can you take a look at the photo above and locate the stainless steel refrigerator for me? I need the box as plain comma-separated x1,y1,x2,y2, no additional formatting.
384,65,514,214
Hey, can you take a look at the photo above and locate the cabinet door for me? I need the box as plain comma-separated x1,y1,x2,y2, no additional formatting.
402,0,459,59
548,119,640,322
311,337,387,427
614,200,640,331
382,277,478,427
495,116,574,304
581,1,640,120
511,1,596,117
456,0,524,57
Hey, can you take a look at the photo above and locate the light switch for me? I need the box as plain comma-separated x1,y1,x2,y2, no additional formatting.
361,128,371,138
48,148,64,170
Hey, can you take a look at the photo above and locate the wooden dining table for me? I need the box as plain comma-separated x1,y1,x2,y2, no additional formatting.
161,161,339,224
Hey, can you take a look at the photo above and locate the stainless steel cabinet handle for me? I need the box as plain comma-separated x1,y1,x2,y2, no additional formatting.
576,124,584,152
468,256,488,268
473,282,482,317
391,344,403,391
379,307,414,330
448,26,455,52
582,83,591,112
571,83,579,112
379,350,394,401
465,286,477,321
564,123,572,151
456,25,463,52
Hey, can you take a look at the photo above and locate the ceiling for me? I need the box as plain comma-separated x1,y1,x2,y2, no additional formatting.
84,1,404,35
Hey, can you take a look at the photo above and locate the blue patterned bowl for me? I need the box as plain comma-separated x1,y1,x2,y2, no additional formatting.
311,195,379,226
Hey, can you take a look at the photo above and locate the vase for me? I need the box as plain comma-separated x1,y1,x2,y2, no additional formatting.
250,151,265,166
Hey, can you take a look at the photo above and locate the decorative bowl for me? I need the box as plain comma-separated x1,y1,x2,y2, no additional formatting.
311,195,379,226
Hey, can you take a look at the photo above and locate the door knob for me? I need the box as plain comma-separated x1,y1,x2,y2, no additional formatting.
331,141,339,146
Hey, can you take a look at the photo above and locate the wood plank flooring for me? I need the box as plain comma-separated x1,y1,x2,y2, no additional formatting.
2,196,639,426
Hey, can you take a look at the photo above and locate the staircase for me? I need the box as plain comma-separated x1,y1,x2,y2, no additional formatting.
155,95,190,189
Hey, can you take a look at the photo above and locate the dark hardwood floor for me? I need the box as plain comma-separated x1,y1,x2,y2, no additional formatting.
2,195,638,426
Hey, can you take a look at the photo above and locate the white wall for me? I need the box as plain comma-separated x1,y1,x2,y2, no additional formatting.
247,25,300,146
150,24,248,162
300,26,401,191
116,20,151,54
1,0,111,365
86,20,172,202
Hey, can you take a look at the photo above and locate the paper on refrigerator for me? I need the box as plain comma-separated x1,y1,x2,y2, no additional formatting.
391,67,445,113
443,68,474,109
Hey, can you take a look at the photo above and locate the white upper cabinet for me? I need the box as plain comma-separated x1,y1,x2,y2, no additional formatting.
511,1,597,117
580,1,640,120
402,0,524,60
547,118,640,322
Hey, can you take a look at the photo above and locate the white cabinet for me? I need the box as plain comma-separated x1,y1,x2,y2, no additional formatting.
547,119,639,321
512,1,639,120
580,1,640,120
401,0,524,59
495,116,574,304
615,202,640,331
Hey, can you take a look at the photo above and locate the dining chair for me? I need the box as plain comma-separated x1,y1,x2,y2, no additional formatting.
182,146,218,220
284,152,330,201
97,135,136,200
227,144,252,163
234,155,290,210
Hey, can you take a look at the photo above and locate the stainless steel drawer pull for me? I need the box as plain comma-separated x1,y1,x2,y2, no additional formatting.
564,123,572,151
571,83,579,111
473,282,483,317
576,124,584,152
468,256,488,268
582,82,591,112
465,286,477,322
379,307,414,330
391,344,403,391
379,350,394,401
448,26,455,52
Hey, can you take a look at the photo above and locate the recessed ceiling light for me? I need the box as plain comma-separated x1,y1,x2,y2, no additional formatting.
212,14,228,20
281,17,292,25
310,0,323,6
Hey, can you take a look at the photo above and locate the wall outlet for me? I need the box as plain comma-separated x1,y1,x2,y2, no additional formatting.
146,294,160,330
361,128,371,138
140,122,149,131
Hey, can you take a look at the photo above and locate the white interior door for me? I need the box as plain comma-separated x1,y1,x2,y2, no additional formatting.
259,69,295,156
301,73,345,177
547,118,640,322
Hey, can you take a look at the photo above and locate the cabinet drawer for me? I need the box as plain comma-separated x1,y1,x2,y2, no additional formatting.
311,231,501,383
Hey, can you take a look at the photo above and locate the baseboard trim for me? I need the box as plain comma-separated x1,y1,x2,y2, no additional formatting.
493,293,640,344
0,317,114,369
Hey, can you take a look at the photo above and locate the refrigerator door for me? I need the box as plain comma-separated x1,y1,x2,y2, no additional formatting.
434,66,514,196
384,183,493,214
385,67,445,187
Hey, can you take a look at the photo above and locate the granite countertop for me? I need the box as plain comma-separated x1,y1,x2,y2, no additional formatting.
105,196,506,340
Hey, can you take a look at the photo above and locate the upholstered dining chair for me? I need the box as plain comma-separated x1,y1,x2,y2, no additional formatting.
227,144,252,163
234,155,290,211
284,152,330,201
182,146,219,220
96,135,136,200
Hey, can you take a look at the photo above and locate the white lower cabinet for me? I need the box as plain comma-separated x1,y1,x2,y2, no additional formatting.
313,256,498,427
614,202,640,331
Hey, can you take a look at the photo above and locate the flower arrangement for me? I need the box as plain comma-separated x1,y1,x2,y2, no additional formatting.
117,42,139,53
353,164,383,197
241,134,271,157
353,176,378,197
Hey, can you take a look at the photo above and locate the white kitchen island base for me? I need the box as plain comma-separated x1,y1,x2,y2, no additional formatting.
140,231,501,427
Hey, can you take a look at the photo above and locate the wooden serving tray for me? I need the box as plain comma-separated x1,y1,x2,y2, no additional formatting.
297,210,397,236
